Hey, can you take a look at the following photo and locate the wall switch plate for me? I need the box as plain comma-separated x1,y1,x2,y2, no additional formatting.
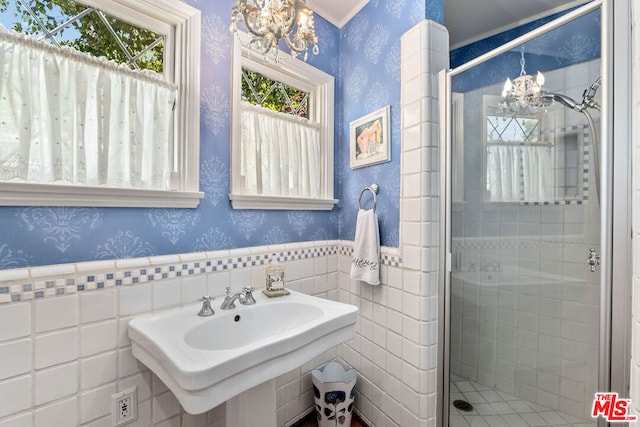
111,386,138,427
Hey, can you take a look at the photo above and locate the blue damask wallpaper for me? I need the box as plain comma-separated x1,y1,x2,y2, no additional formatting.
0,0,444,268
336,0,436,248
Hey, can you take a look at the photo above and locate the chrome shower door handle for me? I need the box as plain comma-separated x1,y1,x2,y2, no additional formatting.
588,248,600,272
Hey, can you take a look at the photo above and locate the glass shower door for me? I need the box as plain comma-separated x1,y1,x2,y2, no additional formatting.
443,3,603,426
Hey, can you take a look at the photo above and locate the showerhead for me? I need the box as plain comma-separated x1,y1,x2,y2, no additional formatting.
540,92,580,110
540,77,601,113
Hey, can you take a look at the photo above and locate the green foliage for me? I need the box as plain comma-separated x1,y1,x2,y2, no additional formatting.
0,0,163,73
241,68,309,118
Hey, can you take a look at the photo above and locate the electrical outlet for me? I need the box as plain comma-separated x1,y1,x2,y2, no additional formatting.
111,387,138,427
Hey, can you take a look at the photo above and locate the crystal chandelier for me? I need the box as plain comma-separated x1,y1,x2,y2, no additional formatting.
230,0,319,61
497,47,553,115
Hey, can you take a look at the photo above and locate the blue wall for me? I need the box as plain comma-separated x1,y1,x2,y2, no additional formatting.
336,0,432,247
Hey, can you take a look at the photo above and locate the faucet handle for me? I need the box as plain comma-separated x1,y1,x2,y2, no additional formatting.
241,286,256,305
225,286,231,297
197,295,215,317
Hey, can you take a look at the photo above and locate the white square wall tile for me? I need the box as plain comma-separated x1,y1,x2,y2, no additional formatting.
80,320,117,357
0,339,31,380
153,278,181,309
0,375,31,418
0,413,31,427
0,303,30,342
80,289,116,323
119,283,151,316
80,383,116,424
34,397,78,427
35,362,78,405
402,124,422,152
35,295,78,333
80,351,117,390
401,25,421,61
207,271,230,298
35,328,78,369
181,275,208,304
118,347,145,378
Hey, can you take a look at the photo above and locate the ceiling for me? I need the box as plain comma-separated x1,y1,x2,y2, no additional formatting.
306,0,591,48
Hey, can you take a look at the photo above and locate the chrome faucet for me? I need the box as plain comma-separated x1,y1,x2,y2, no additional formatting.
197,296,215,317
220,286,256,310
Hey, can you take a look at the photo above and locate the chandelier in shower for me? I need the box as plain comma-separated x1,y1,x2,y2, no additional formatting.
230,0,319,62
498,47,553,115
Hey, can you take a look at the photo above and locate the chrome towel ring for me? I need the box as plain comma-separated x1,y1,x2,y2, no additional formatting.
358,183,379,211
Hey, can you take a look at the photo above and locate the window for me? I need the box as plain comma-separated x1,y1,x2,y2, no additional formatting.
0,0,202,207
483,96,588,204
230,32,337,210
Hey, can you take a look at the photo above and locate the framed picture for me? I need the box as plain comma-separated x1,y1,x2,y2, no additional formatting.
349,105,391,169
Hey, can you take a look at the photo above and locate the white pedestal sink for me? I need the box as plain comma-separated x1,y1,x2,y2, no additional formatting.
128,290,358,425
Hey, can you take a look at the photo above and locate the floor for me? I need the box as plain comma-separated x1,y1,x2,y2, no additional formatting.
450,376,595,427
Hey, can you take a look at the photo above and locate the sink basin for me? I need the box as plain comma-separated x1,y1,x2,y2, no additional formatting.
128,290,358,414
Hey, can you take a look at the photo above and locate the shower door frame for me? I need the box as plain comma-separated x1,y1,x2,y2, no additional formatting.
437,0,632,425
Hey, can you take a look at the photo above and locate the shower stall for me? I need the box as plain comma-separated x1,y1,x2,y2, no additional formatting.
439,1,627,425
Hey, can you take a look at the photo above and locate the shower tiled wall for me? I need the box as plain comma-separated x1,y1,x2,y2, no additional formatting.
450,60,602,419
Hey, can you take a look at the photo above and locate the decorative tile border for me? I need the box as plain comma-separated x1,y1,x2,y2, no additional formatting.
452,236,586,252
0,241,399,304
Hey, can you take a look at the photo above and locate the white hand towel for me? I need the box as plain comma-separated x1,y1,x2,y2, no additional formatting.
350,208,380,285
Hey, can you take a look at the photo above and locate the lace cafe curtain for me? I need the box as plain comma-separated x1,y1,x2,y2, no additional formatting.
240,102,321,199
486,144,553,202
0,25,177,190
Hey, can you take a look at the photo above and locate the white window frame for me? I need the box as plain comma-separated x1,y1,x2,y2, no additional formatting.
0,0,203,208
229,32,337,210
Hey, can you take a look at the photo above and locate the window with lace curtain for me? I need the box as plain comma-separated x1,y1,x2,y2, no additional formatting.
229,33,337,210
0,0,202,207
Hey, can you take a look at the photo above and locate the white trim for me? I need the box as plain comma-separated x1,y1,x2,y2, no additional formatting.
0,182,203,208
230,32,336,210
229,194,338,210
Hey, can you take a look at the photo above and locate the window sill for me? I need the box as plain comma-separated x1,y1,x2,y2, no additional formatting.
229,194,339,210
0,182,204,208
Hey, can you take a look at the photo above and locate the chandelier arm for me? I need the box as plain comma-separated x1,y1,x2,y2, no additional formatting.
283,34,308,54
277,3,300,39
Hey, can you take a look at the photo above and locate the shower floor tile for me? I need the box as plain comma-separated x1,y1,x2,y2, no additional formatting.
449,378,594,427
